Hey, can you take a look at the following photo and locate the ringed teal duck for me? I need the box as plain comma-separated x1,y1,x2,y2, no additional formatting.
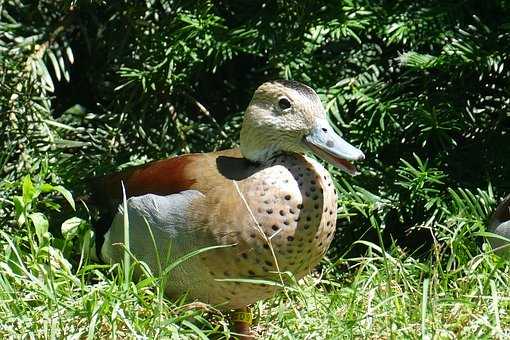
90,80,364,335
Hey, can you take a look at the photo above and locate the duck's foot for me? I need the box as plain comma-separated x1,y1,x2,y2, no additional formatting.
231,307,254,339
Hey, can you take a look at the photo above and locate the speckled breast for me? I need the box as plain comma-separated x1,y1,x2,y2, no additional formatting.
193,153,338,308
240,154,338,277
186,154,337,309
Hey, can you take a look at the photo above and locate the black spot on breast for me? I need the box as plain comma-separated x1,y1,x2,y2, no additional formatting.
285,195,291,200
287,236,294,241
272,225,279,231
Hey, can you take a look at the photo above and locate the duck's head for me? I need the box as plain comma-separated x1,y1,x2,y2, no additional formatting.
240,80,365,174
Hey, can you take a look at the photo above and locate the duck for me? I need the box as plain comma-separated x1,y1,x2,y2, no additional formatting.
89,80,364,337
488,194,510,257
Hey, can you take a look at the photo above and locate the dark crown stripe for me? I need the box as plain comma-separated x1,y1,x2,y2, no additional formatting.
273,80,319,101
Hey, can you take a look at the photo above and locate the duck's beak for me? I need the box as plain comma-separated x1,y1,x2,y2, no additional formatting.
303,118,365,175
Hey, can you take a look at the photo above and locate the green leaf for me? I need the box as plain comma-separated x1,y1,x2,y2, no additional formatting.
215,277,296,290
22,176,36,204
37,58,54,92
29,212,49,243
40,183,54,193
61,217,85,238
160,244,235,277
47,49,61,81
65,45,74,64
53,185,75,210
13,196,25,226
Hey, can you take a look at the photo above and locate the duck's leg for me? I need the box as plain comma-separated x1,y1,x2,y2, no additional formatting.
231,307,253,339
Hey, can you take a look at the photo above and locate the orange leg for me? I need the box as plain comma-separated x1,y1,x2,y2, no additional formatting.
231,307,254,339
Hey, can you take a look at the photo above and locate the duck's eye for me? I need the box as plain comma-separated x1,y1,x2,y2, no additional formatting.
278,97,292,111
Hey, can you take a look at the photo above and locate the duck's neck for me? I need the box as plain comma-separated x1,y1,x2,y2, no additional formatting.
240,133,279,163
239,115,280,163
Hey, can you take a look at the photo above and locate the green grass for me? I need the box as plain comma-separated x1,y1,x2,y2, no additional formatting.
2,233,510,338
1,179,509,339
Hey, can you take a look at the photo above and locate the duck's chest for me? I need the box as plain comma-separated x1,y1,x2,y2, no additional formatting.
237,154,338,277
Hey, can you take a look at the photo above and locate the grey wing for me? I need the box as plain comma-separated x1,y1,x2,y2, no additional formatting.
101,190,206,275
488,194,510,256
